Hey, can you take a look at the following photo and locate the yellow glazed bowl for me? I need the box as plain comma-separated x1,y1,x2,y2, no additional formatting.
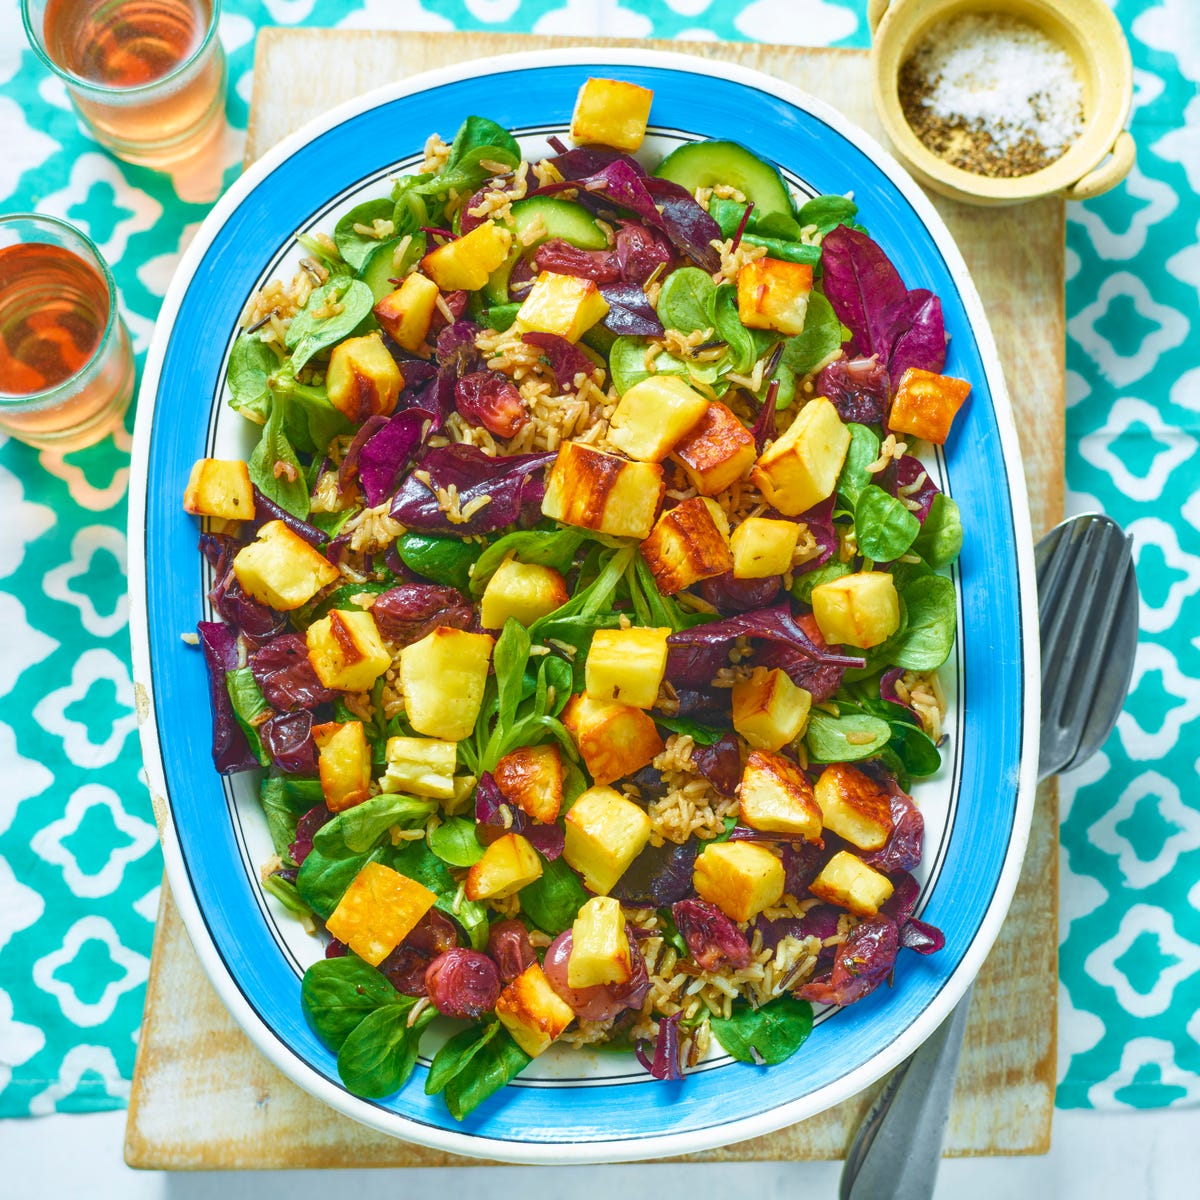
869,0,1135,205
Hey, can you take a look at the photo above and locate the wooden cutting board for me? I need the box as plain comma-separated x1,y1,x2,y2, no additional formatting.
125,28,1062,1169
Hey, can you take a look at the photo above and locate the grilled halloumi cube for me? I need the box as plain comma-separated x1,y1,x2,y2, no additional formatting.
495,963,576,1058
373,272,439,354
888,368,971,445
607,376,709,462
515,270,609,343
563,784,653,894
670,401,757,496
421,221,512,291
480,559,568,629
640,496,734,595
751,396,850,516
381,735,458,800
730,516,800,579
326,331,404,423
561,694,663,787
324,861,437,966
306,609,392,692
399,626,494,741
541,441,664,539
570,77,654,152
585,627,670,710
493,743,564,823
312,720,372,813
569,895,632,987
233,520,339,612
813,763,895,851
737,258,813,336
739,749,823,839
809,850,894,917
183,458,255,521
810,571,900,650
732,667,813,752
693,841,785,923
464,832,543,901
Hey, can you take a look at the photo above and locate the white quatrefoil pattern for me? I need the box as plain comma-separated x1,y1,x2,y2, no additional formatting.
0,0,1196,1116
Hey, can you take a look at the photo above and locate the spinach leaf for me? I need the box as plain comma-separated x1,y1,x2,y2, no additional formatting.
226,334,277,422
443,1027,532,1121
656,267,717,335
709,283,755,374
836,423,882,510
609,335,728,396
417,116,521,198
337,1000,436,1099
655,716,723,745
397,533,483,593
285,276,374,372
390,837,457,894
886,719,943,777
779,291,843,378
790,559,852,605
448,116,521,171
520,856,588,935
429,816,485,867
911,493,963,569
795,194,859,237
296,820,387,919
259,773,312,860
225,668,271,768
806,711,891,762
887,574,957,670
334,198,398,271
855,484,920,562
300,956,402,1052
248,396,310,519
271,366,351,456
340,793,436,853
710,996,814,1065
425,1020,501,1095
469,528,587,596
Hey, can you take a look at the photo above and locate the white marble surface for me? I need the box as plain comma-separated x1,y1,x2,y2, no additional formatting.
2,1108,1197,1199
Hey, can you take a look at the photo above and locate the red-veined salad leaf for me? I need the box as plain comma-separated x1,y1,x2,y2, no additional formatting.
357,406,435,506
597,281,664,336
635,1010,684,1081
197,620,260,774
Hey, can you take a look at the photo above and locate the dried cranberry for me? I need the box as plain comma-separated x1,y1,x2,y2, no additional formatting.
425,949,502,1019
672,899,752,971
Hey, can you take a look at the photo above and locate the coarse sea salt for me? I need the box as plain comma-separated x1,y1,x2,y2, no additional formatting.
909,12,1084,156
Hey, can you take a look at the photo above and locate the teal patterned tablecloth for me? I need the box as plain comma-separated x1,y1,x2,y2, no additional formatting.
0,0,1196,1117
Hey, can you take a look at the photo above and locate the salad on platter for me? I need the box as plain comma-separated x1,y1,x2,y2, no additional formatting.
183,76,972,1120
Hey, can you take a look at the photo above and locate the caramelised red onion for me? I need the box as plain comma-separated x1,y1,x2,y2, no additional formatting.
611,839,697,907
798,916,899,1007
635,1009,683,1081
697,571,781,613
250,633,335,711
543,928,650,1021
672,899,752,971
260,709,317,775
372,583,473,645
425,949,502,1019
860,784,924,875
691,733,743,798
487,919,536,984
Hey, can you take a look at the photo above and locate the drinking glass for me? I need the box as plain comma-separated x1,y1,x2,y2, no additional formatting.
0,214,135,451
21,0,226,168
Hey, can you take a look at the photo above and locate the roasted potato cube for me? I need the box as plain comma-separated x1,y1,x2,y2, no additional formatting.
495,963,576,1058
373,272,439,354
751,396,850,516
542,441,664,539
306,609,391,692
570,77,654,152
671,401,757,496
693,841,784,923
381,735,458,800
732,668,813,752
233,520,338,612
730,516,800,579
480,559,568,629
811,571,900,650
561,695,664,787
326,331,404,424
607,376,709,462
569,895,632,987
810,850,894,917
465,831,543,901
737,258,813,336
888,368,971,445
399,626,494,741
739,749,822,839
494,743,564,823
183,458,255,521
421,221,513,292
585,626,670,709
312,720,372,813
814,763,895,851
515,271,609,343
325,861,436,966
563,784,653,894
640,496,734,595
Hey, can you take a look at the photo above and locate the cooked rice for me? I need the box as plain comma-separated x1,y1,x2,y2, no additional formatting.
897,469,931,513
711,236,766,285
343,502,405,554
647,735,739,845
867,432,909,475
894,669,948,741
421,132,450,174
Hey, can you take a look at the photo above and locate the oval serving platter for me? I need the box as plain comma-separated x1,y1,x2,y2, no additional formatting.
128,48,1039,1164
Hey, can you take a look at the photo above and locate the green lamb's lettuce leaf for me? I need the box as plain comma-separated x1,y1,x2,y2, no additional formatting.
885,573,958,671
609,335,729,397
336,999,436,1099
285,276,374,372
795,194,860,237
262,871,313,918
339,793,437,853
805,711,892,763
258,772,315,860
912,493,964,569
836,423,882,510
519,856,590,936
854,484,920,563
657,266,718,334
442,1027,532,1121
247,395,309,519
709,283,756,374
224,668,271,768
790,559,853,605
334,198,399,271
429,816,485,867
779,291,843,378
710,996,814,1065
425,1020,502,1096
397,533,484,593
469,527,588,597
226,334,277,423
300,956,404,1053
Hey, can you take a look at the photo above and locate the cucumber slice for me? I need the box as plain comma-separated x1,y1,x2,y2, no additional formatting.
653,140,794,219
485,197,607,304
359,234,425,303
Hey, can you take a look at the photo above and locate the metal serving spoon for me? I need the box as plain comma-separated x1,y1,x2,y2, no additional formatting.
839,513,1138,1200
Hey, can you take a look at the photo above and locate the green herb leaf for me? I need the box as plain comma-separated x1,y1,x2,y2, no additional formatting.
520,856,589,936
226,334,277,422
710,996,814,1065
854,484,920,562
337,1000,435,1099
285,276,374,372
248,397,310,519
837,423,882,510
806,711,891,763
886,573,957,670
334,198,398,271
425,1021,502,1095
657,266,718,334
443,1027,532,1121
429,816,485,867
300,956,402,1052
911,493,963,569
